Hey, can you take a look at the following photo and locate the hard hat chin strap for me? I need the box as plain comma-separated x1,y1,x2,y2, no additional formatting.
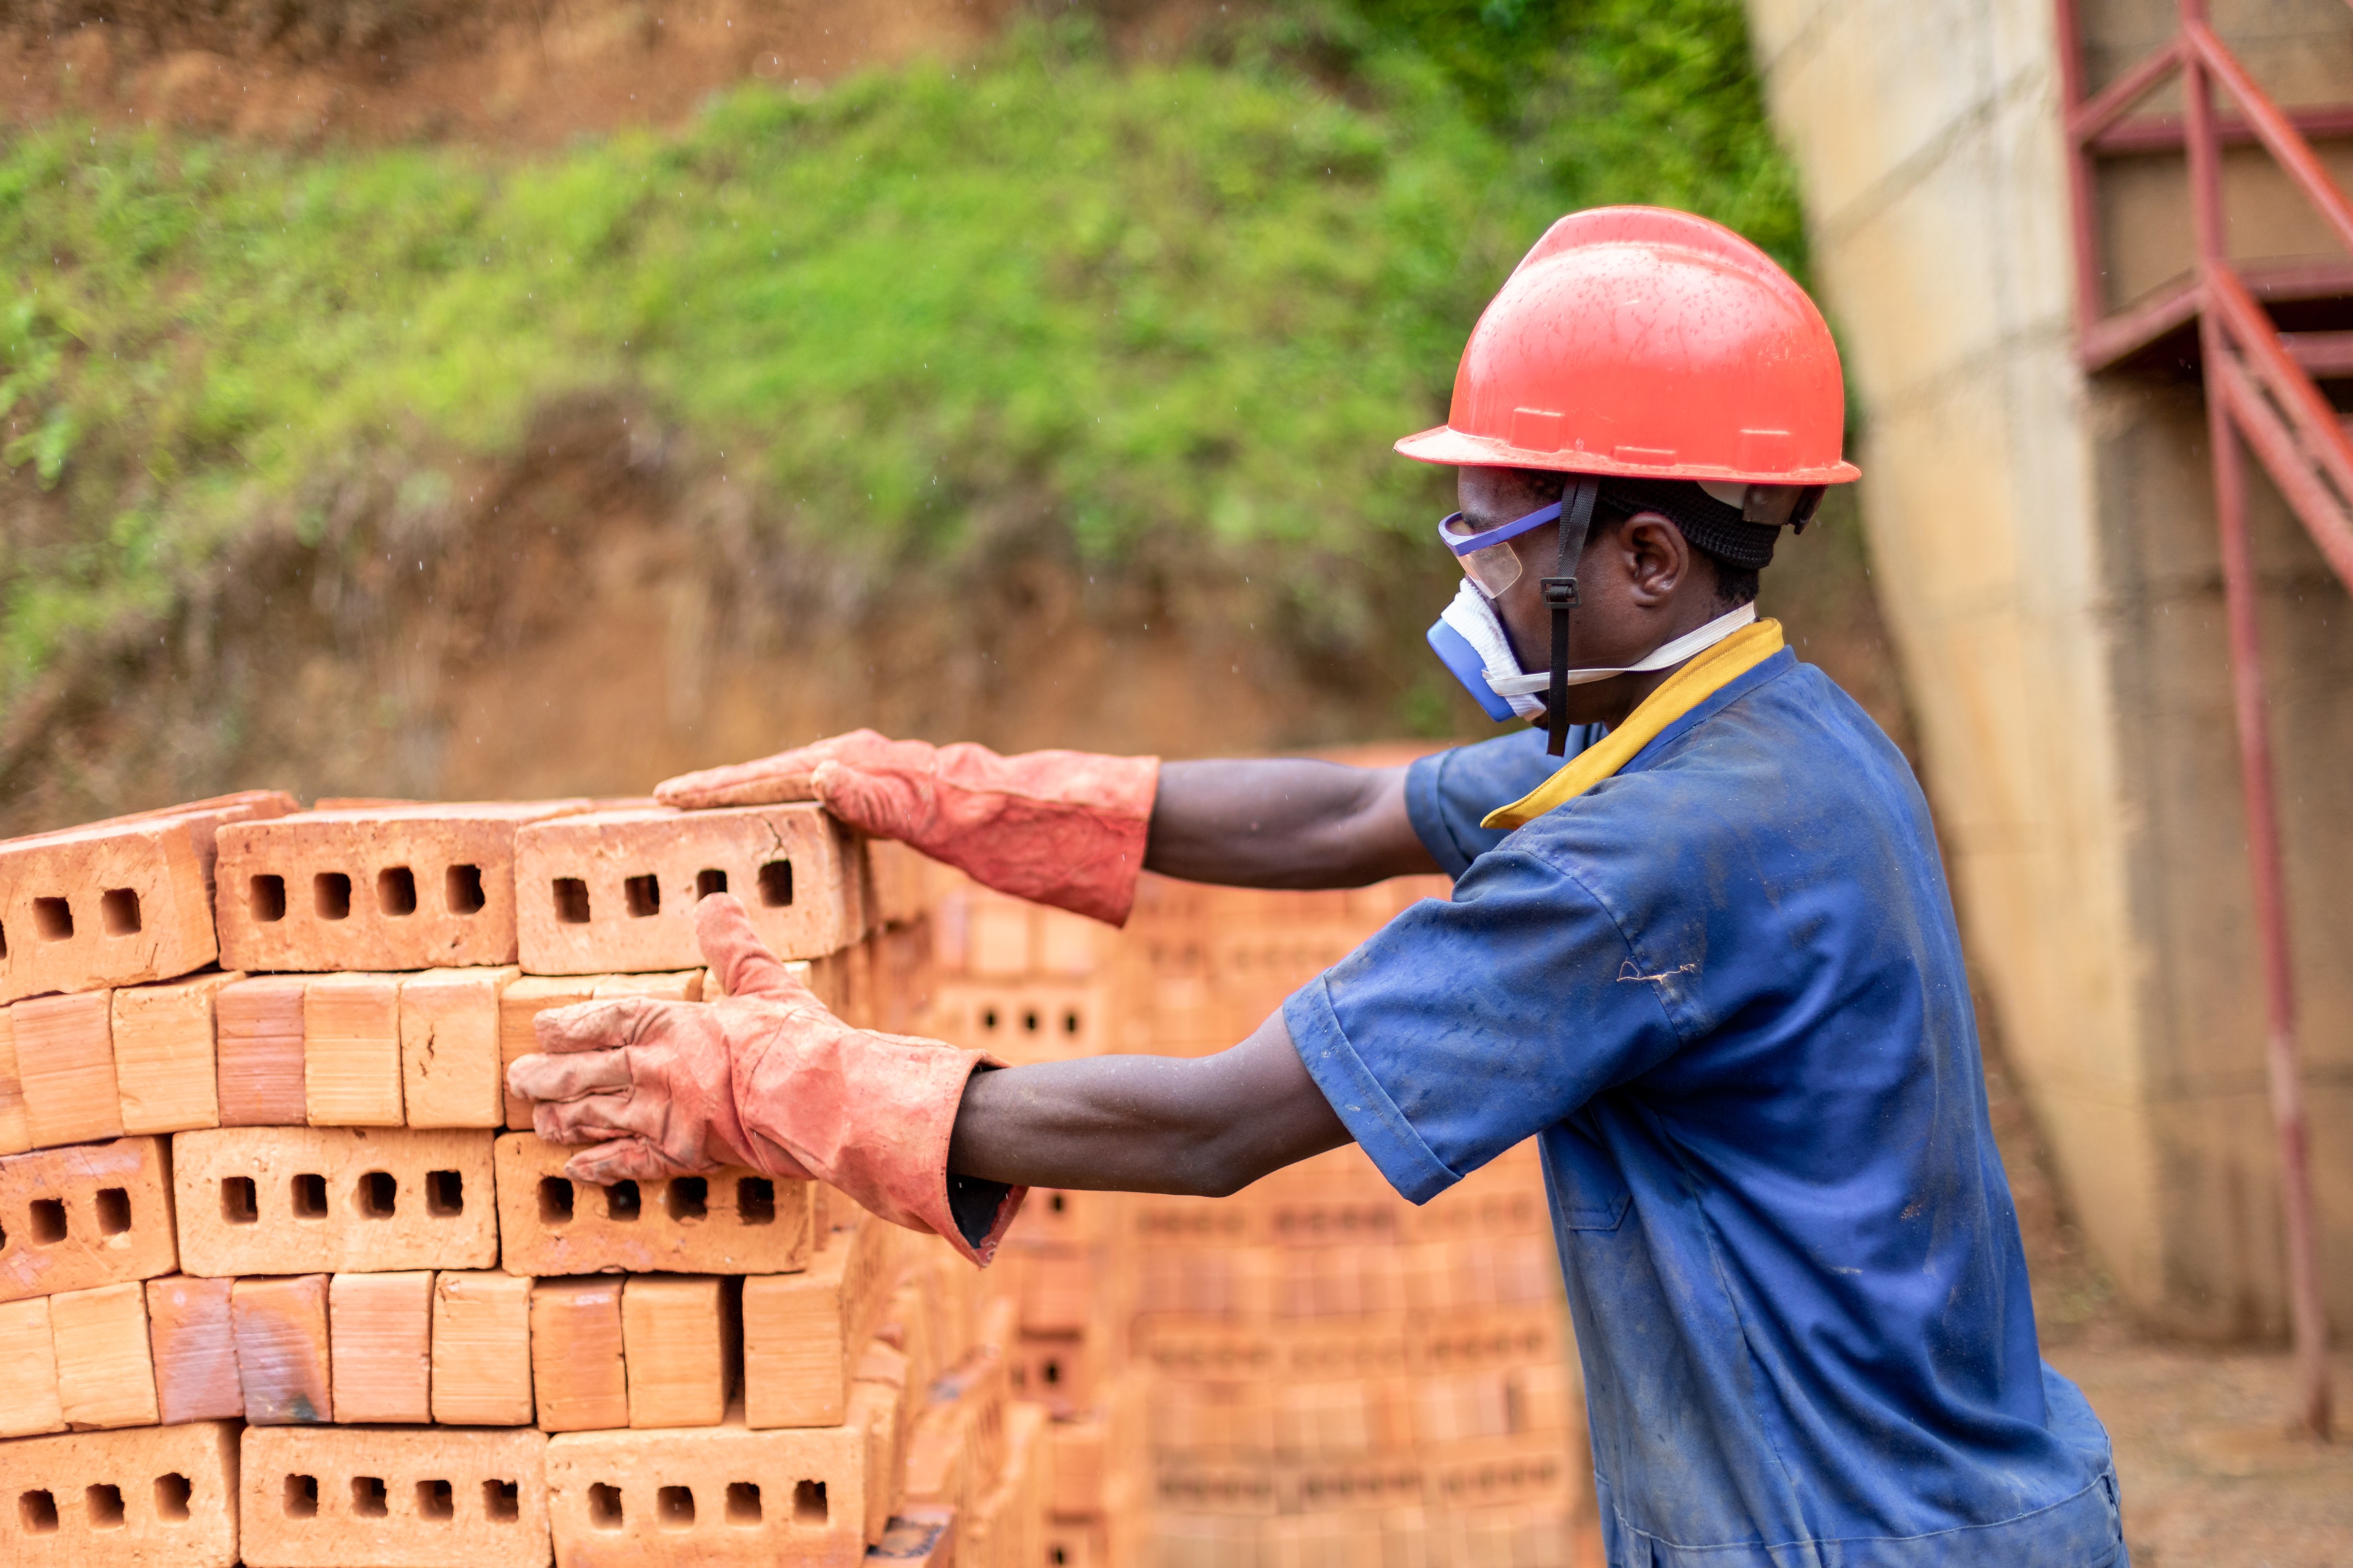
1542,476,1601,758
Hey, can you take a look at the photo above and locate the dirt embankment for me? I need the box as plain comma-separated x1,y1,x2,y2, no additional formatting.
3,0,1213,148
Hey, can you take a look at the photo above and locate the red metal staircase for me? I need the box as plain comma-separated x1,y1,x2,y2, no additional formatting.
2055,0,2344,1440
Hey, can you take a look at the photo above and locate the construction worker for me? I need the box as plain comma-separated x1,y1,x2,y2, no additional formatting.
510,208,2128,1566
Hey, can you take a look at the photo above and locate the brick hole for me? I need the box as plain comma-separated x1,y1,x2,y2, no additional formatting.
1021,1008,1041,1034
665,1176,708,1223
1054,1549,1069,1565
537,1177,575,1225
94,1187,130,1235
1042,1357,1063,1385
604,1181,642,1222
1063,1008,1082,1035
736,1177,775,1225
313,872,352,921
283,1475,318,1518
100,888,141,937
725,1482,761,1525
356,1171,398,1219
86,1483,126,1529
656,1485,694,1529
484,1479,520,1522
221,1177,258,1225
1049,1192,1067,1213
19,1490,58,1533
587,1483,624,1529
416,1479,453,1521
792,1480,827,1525
980,1007,1000,1033
248,874,287,923
426,1169,464,1216
553,878,591,924
0,917,7,957
154,1473,192,1522
757,860,793,907
624,874,660,918
29,1199,65,1244
445,864,487,915
696,868,728,898
292,1174,328,1219
32,897,72,942
377,866,417,918
352,1476,387,1517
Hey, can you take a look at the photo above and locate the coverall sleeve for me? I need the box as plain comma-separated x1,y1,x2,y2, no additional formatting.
1404,726,1601,878
1281,844,1683,1203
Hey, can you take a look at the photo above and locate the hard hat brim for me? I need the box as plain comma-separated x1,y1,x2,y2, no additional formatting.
1393,424,1862,486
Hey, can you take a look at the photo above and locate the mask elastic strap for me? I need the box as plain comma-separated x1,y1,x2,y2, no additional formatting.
1544,476,1600,757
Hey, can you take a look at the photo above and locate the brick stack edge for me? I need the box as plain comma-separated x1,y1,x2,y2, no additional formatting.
0,781,1591,1568
0,796,999,1568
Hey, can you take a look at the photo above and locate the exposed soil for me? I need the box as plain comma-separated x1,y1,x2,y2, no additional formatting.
2,0,1217,149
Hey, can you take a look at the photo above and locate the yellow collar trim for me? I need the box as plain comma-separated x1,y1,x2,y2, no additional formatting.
1480,619,1786,831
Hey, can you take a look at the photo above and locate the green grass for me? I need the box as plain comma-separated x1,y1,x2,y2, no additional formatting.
0,1,1802,716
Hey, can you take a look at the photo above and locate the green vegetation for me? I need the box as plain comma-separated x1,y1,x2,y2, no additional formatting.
0,0,1802,713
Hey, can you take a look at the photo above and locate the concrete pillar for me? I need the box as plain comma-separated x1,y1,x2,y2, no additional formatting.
1745,0,2352,1338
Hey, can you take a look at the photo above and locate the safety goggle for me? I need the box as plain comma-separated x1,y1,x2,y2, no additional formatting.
1437,498,1565,600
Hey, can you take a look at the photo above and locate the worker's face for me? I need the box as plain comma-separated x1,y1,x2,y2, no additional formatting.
1453,466,1713,727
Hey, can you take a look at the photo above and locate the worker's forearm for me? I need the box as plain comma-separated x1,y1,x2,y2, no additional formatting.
945,1014,1352,1196
1144,759,1439,888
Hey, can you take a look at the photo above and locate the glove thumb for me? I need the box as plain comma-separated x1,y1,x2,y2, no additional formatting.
695,893,805,1001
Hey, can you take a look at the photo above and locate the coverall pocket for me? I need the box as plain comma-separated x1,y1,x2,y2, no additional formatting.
1545,1122,1633,1231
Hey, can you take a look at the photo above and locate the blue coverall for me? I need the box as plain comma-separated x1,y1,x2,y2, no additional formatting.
1282,647,2127,1567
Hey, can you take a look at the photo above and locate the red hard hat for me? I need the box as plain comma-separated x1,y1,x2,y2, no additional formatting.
1396,207,1859,486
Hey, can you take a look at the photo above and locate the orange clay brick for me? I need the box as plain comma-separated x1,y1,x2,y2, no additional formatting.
622,1274,735,1429
743,1214,898,1429
233,1273,332,1425
514,804,864,975
330,1270,433,1424
1007,1332,1095,1419
927,979,1112,1067
0,793,294,1008
856,1339,915,1513
0,1417,242,1566
545,1402,872,1567
498,971,703,1130
850,1377,901,1544
145,1274,242,1425
240,1421,550,1568
111,973,237,1137
1048,1414,1107,1519
531,1276,629,1433
399,966,519,1130
432,1269,534,1426
303,973,405,1127
212,975,309,1126
494,1132,814,1276
0,1292,66,1436
52,1279,160,1429
170,1125,495,1277
11,990,123,1148
215,802,586,975
0,1006,25,1156
0,1134,177,1304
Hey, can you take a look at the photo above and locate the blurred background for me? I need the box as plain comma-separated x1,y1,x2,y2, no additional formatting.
2,0,2348,1558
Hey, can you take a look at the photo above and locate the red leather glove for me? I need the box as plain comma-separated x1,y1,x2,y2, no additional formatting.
653,729,1159,927
507,893,1025,1266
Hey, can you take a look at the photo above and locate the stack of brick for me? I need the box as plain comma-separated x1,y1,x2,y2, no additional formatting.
925,861,1597,1568
0,793,1025,1568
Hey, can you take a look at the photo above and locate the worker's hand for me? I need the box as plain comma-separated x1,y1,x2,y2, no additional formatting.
508,893,825,1185
655,731,1162,927
508,891,1028,1265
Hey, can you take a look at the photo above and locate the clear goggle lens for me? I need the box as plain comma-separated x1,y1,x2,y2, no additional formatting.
1438,500,1562,600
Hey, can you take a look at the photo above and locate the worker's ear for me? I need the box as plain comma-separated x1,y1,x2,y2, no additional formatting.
1619,512,1691,606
